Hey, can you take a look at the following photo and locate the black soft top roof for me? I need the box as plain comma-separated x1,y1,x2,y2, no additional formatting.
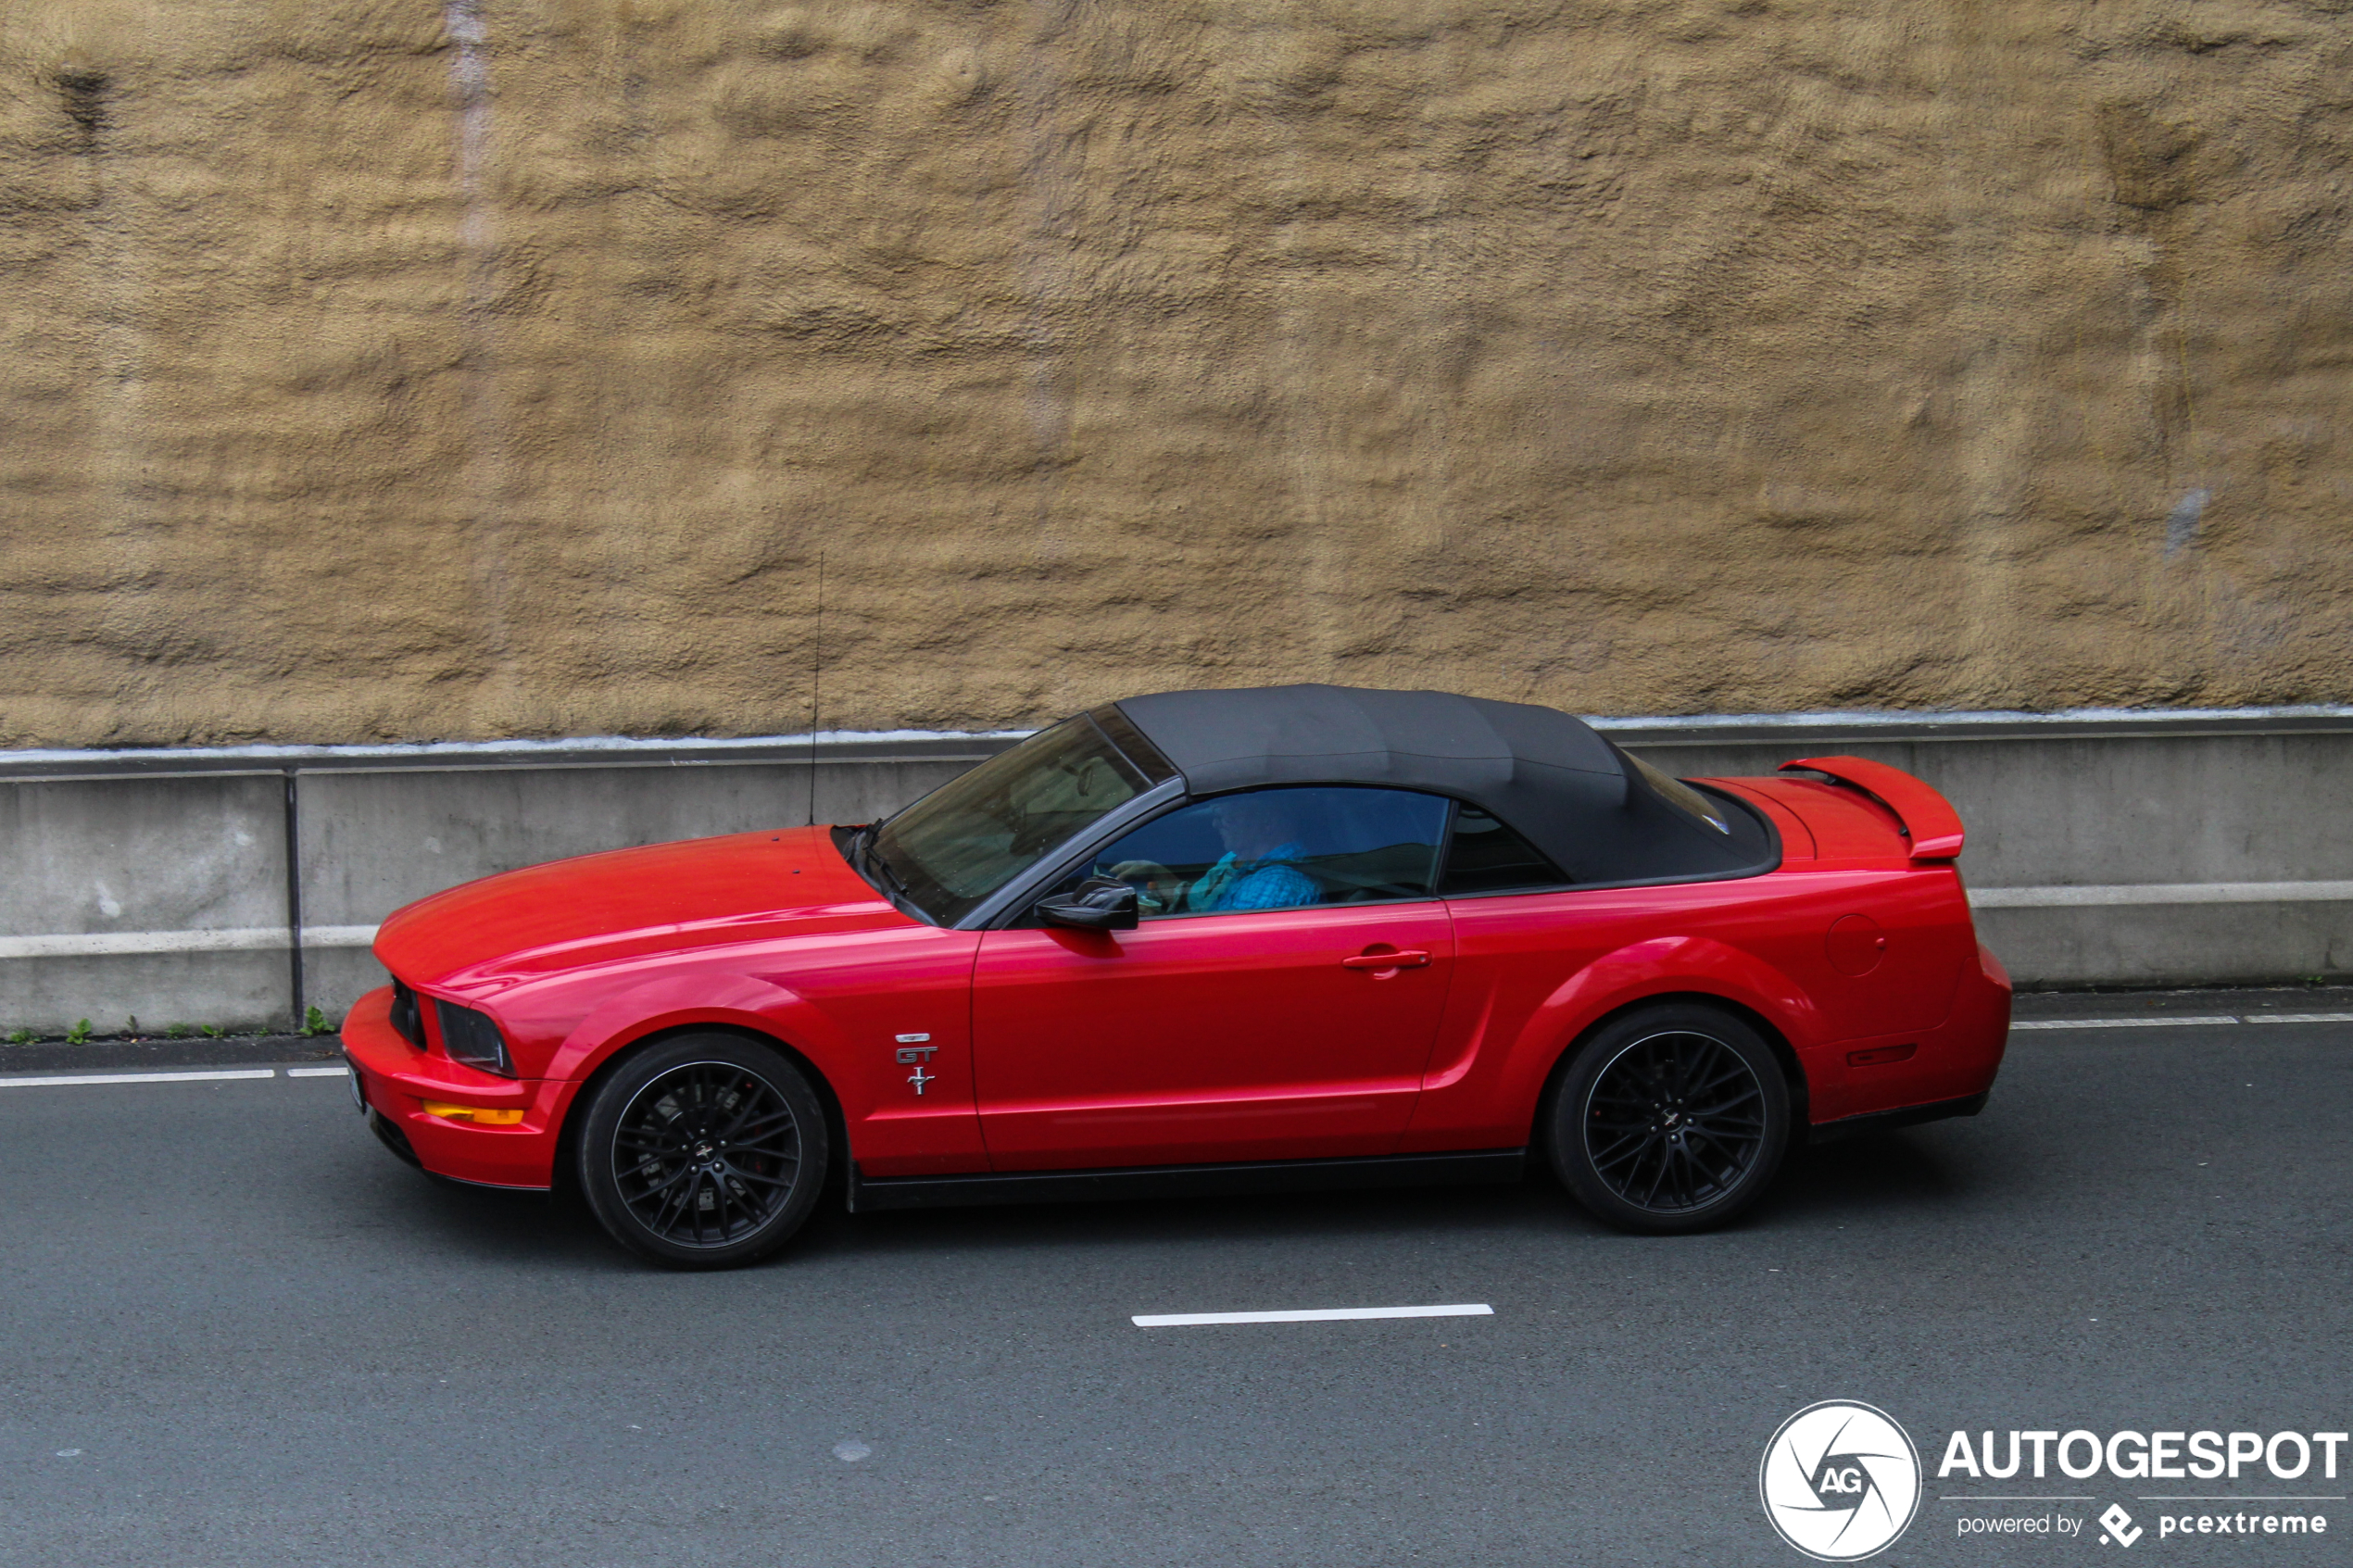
1114,684,1771,885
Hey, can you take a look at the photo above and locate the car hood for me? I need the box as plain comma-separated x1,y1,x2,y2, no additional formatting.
372,825,912,992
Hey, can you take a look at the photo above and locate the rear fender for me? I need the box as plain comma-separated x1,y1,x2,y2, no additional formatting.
1498,935,1828,1116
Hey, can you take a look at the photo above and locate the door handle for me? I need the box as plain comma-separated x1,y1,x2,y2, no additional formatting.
1341,949,1431,971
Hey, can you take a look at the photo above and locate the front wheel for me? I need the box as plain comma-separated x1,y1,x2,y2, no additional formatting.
1546,1003,1791,1235
577,1034,830,1269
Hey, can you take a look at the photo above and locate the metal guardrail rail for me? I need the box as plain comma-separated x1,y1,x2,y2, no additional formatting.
6,706,2350,784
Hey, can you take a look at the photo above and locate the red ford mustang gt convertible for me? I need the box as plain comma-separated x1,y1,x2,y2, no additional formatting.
344,685,2010,1268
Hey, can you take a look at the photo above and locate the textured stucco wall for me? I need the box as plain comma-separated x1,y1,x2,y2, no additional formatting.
2,0,2350,747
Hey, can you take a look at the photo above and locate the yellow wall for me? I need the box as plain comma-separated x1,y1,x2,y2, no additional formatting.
4,0,2349,746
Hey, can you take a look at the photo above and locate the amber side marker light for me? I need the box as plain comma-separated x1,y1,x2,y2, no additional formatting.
1846,1044,1919,1068
421,1101,526,1125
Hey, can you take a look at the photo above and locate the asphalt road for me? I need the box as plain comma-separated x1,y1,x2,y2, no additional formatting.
1,992,2347,1567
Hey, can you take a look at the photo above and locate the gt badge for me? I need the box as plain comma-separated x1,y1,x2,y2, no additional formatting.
895,1033,937,1095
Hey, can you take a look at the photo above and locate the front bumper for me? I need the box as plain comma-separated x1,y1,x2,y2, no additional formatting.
343,984,564,1189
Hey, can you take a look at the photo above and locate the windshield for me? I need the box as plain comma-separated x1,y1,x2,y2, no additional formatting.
870,710,1175,924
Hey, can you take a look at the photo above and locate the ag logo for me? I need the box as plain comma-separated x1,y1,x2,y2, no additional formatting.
1759,1400,1922,1561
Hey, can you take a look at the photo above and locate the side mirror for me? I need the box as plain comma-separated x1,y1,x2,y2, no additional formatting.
1035,878,1139,933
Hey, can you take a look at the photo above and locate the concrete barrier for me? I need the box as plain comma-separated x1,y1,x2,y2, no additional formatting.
1617,711,2353,992
2,709,2347,1032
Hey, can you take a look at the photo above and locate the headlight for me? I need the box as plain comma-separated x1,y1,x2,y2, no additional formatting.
434,1000,515,1077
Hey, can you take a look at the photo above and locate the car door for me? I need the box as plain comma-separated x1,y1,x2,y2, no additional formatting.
970,786,1457,1171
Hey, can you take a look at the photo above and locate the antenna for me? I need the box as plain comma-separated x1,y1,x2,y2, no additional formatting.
806,549,824,827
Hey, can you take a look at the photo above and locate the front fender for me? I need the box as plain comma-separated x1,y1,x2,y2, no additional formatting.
542,970,838,1087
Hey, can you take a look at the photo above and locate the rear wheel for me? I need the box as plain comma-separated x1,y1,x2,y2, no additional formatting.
1546,1002,1791,1235
577,1034,829,1269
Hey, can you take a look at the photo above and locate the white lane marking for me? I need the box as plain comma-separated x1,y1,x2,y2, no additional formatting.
285,1064,352,1077
0,1069,279,1088
1970,880,2353,909
1133,1304,1494,1327
2010,1016,2239,1031
0,924,378,960
2243,1013,2353,1024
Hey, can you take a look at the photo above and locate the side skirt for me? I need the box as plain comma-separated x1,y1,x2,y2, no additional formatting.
1806,1090,1990,1145
847,1148,1528,1214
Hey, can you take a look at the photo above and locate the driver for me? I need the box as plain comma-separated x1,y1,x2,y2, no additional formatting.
1184,792,1318,912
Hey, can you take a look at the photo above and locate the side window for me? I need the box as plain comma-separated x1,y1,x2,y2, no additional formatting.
1439,805,1569,896
1055,786,1451,918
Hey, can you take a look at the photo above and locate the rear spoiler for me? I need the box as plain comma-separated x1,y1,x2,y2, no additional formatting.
1777,755,1966,861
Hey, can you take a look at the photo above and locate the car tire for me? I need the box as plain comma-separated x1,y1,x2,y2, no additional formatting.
577,1033,831,1270
1545,1002,1792,1236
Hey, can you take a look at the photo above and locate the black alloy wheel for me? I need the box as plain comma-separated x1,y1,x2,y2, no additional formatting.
577,1034,829,1269
1547,1002,1791,1235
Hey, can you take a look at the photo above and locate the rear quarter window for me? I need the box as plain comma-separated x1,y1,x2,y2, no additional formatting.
1439,805,1569,896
